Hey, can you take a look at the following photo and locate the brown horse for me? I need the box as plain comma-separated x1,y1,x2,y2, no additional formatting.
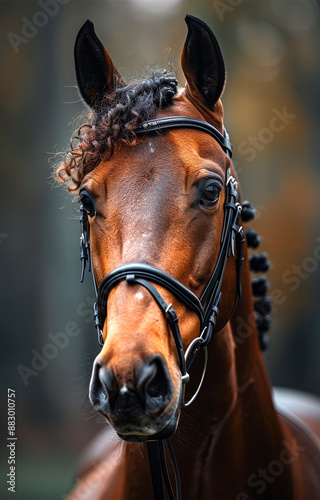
58,15,320,500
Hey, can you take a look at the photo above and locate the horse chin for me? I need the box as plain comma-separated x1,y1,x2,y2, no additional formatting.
111,397,181,443
117,412,180,443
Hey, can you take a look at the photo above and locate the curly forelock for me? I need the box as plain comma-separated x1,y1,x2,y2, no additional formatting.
56,70,178,192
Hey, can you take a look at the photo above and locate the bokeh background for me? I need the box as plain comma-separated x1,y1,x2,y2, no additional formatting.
1,1,320,498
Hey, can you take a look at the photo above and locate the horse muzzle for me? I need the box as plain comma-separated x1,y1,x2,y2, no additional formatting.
89,353,180,441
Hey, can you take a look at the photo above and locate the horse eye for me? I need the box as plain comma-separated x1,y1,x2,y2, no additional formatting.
198,179,222,207
79,191,96,217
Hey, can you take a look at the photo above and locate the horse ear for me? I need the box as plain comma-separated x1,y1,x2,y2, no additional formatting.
181,15,226,109
74,20,125,108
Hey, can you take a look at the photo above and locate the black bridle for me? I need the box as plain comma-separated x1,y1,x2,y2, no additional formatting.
79,116,244,500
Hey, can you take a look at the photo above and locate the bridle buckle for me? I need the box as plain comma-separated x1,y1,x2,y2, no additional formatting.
165,303,178,324
181,373,190,385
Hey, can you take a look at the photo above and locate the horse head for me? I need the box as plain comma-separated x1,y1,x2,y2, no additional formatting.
60,15,242,442
58,16,320,500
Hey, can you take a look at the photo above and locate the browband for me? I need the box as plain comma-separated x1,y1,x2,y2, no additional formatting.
134,116,233,158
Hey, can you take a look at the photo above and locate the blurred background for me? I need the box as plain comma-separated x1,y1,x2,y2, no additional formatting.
1,1,319,498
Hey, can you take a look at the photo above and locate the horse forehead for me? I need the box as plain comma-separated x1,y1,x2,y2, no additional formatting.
86,120,227,206
102,129,224,183
110,140,186,195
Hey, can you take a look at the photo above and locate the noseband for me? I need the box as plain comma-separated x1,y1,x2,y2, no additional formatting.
79,116,245,500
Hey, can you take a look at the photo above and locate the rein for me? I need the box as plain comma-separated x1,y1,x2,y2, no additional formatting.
79,116,244,500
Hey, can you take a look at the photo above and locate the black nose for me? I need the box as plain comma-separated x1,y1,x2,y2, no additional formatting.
138,355,173,412
89,354,173,416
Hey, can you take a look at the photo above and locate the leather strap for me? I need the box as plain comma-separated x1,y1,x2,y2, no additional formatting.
134,116,232,158
98,263,204,333
146,439,181,500
147,441,165,500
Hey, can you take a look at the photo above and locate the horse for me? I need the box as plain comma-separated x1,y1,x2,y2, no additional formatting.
57,15,320,500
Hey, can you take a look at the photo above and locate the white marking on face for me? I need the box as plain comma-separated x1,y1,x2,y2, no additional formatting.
120,383,128,395
135,291,144,300
148,141,155,154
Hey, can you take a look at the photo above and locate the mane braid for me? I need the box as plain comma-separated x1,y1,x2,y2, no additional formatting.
56,70,178,192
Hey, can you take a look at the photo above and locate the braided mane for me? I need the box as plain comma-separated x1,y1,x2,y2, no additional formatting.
56,70,178,192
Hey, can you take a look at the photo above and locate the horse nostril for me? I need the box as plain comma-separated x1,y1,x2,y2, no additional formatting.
99,365,117,398
138,355,173,411
137,361,157,395
89,360,116,413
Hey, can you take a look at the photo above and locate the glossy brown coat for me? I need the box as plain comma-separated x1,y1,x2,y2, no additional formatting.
64,16,320,500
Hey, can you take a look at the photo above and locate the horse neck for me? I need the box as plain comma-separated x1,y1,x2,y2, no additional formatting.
175,244,297,497
180,243,275,422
